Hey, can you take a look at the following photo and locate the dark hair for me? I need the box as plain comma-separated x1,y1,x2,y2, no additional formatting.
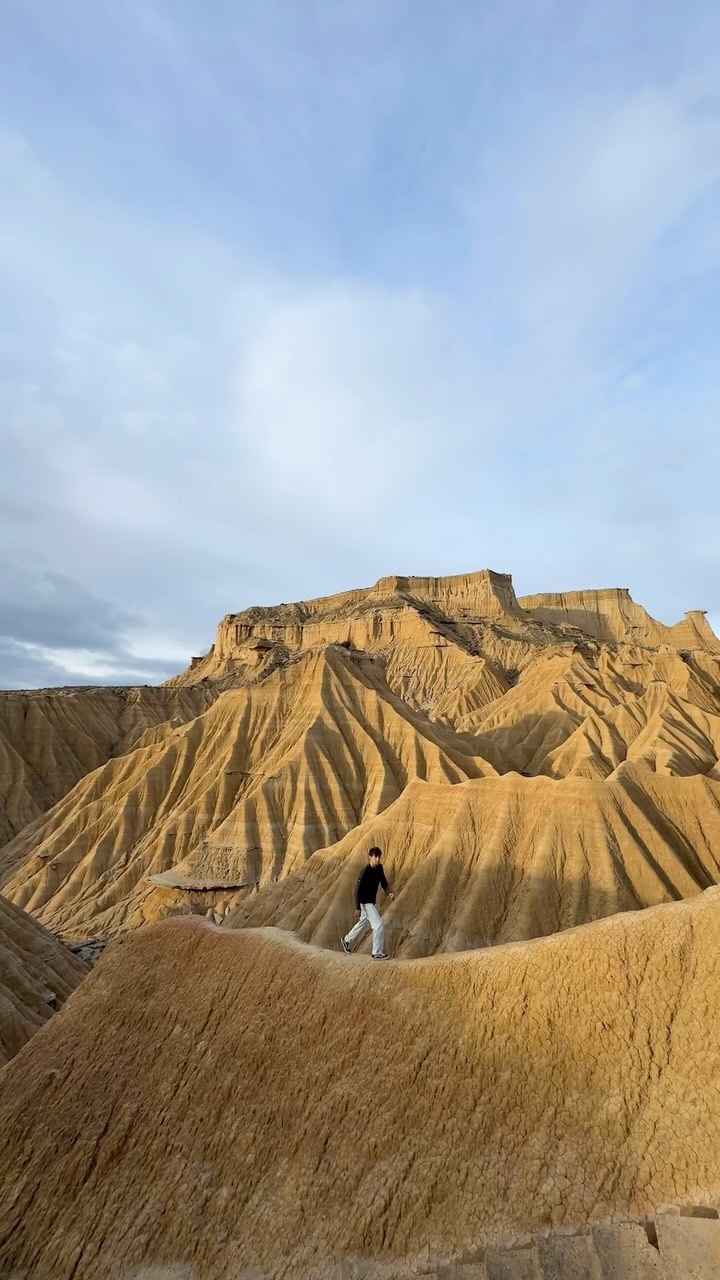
368,846,382,859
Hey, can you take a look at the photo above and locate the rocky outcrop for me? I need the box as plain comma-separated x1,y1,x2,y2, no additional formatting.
518,587,720,651
432,1211,720,1278
667,609,720,652
177,570,527,684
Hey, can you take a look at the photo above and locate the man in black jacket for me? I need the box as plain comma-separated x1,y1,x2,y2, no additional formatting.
341,846,395,960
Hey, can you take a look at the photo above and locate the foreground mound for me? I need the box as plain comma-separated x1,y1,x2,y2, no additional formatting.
1,893,719,1279
0,894,87,1066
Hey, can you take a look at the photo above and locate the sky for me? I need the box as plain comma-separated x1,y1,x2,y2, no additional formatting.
1,1,720,688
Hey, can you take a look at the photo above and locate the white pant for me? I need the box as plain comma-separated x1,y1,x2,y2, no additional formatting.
344,902,385,956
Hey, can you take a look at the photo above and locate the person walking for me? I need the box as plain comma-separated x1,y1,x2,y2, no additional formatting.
341,847,395,960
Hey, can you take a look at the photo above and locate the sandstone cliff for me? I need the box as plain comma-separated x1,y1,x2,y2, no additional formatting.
172,569,547,694
519,586,720,651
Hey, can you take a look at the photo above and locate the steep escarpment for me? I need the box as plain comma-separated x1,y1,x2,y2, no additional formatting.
1,895,720,1278
171,569,541,691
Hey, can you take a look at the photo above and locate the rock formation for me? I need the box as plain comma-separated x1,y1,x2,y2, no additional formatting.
170,569,546,698
519,586,720,651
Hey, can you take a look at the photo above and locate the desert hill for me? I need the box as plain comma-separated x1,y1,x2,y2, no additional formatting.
1,893,720,1278
0,684,214,846
170,569,565,701
175,569,720,694
454,645,720,775
1,569,720,945
0,893,87,1066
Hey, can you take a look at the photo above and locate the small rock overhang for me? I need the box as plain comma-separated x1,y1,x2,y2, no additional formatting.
145,871,251,891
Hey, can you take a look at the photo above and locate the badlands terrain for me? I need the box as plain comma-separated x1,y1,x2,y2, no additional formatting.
2,568,720,1278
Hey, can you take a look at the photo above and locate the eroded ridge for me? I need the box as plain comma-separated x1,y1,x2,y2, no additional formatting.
1,893,720,1278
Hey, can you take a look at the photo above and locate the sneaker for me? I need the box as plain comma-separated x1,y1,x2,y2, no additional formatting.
341,938,351,954
372,953,390,960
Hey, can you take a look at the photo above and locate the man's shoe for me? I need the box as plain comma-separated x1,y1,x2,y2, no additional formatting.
372,953,390,960
341,938,351,954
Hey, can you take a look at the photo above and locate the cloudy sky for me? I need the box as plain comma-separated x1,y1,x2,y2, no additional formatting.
1,1,719,687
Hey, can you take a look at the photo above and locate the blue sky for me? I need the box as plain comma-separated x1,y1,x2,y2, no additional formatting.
1,1,719,686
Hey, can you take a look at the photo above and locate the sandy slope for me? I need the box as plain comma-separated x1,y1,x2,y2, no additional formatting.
457,646,720,776
0,893,87,1066
1,893,719,1278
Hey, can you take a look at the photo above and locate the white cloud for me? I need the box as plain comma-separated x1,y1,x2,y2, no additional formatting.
462,71,720,359
21,644,160,682
233,281,481,518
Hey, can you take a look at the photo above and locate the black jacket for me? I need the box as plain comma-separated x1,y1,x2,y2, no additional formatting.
355,863,389,908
